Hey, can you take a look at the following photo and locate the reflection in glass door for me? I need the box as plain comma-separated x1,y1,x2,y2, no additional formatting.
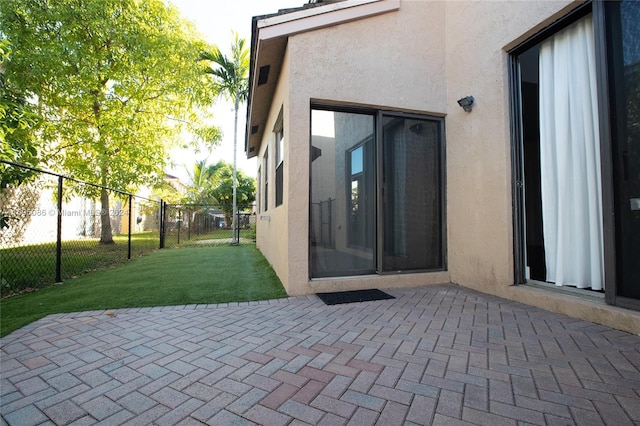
348,140,374,251
382,116,443,271
310,107,445,279
608,0,640,300
310,110,376,277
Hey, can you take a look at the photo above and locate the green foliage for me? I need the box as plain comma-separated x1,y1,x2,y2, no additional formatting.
185,159,217,206
209,161,256,213
0,0,221,240
0,39,42,187
152,179,186,205
182,159,255,211
201,31,250,110
201,34,250,236
180,159,255,225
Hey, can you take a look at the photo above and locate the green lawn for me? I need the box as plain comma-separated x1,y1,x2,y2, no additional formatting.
0,244,286,337
0,228,255,297
166,227,255,245
1,232,160,296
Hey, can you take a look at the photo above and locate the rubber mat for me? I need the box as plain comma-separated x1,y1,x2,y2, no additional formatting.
316,289,395,305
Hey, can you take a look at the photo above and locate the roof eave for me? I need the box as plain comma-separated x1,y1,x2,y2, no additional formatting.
245,0,400,159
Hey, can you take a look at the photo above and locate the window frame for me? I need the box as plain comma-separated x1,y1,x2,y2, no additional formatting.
263,147,269,212
274,108,284,207
346,138,374,251
257,166,261,214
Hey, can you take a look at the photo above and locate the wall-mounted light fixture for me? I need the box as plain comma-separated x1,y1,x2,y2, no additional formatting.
457,96,474,112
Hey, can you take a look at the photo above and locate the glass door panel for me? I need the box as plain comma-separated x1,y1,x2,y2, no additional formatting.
381,116,443,271
608,0,640,299
310,109,376,277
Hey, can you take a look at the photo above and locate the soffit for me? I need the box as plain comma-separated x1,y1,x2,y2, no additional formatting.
245,0,400,159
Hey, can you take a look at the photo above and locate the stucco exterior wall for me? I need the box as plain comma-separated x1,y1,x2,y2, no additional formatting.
252,0,640,333
444,0,579,293
256,51,291,288
284,0,449,295
442,0,640,333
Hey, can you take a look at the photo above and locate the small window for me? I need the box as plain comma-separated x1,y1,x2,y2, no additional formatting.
274,108,284,207
263,148,269,212
257,167,261,213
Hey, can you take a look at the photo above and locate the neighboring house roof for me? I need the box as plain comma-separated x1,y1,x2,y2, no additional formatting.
244,0,400,158
164,173,189,194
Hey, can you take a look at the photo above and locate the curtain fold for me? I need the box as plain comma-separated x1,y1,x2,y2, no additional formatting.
539,16,604,290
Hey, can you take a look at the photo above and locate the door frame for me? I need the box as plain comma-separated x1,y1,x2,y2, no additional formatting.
509,0,640,310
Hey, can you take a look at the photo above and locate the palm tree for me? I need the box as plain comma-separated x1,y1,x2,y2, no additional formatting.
201,32,249,244
186,159,216,207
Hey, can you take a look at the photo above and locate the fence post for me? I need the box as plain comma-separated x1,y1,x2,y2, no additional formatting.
158,200,164,248
177,207,181,245
55,176,63,282
128,194,132,259
236,210,240,243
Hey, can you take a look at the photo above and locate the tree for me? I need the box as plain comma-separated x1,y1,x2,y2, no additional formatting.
0,39,42,187
1,39,43,247
209,161,255,228
0,0,218,243
201,32,249,244
185,159,217,206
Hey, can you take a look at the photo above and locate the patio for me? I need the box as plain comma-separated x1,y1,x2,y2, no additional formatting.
1,284,639,425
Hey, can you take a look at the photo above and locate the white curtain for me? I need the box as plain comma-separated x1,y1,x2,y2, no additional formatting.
539,16,604,290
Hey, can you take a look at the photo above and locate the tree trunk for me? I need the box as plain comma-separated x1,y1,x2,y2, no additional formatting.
100,188,114,244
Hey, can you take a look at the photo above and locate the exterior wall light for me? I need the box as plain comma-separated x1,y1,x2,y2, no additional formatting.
457,96,474,112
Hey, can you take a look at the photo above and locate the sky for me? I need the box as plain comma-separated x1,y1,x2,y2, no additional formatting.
166,0,305,183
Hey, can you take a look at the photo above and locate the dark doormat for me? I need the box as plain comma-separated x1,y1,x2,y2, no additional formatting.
316,289,395,305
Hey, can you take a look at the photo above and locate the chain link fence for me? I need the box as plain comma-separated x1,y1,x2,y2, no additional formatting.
1,161,161,297
1,161,257,297
162,203,256,247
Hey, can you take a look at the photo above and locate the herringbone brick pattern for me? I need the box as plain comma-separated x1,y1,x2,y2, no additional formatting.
1,284,640,425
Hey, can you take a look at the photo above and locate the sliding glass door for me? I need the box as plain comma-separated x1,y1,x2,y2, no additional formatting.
516,12,605,291
310,107,445,279
606,0,640,301
512,1,640,307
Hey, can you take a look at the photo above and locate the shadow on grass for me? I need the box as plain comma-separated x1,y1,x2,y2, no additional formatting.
1,232,160,297
0,243,286,337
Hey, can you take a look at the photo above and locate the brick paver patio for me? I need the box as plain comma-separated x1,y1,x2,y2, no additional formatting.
2,284,640,425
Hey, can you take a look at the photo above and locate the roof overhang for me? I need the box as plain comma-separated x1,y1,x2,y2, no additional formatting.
245,0,400,158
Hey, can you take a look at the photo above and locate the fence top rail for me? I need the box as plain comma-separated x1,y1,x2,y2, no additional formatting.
1,160,160,204
167,203,257,208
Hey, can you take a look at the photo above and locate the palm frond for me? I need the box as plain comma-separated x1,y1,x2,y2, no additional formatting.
200,32,249,106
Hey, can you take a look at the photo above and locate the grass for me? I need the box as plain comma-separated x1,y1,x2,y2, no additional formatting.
166,227,256,245
0,243,286,337
0,227,256,297
1,232,160,296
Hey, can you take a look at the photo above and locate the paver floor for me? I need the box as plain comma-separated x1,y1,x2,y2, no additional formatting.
2,284,640,425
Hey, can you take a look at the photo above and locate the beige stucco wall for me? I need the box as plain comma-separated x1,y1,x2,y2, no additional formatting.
289,0,451,295
255,51,291,287
257,0,451,295
253,0,640,334
443,0,640,334
445,0,579,293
